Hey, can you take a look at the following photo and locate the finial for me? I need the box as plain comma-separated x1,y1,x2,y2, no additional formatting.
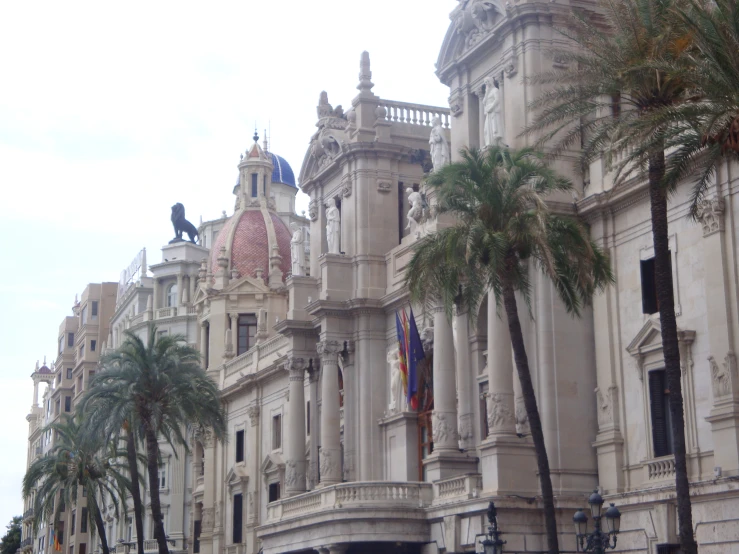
263,129,268,152
253,124,259,143
43,355,46,365
357,51,374,92
35,360,39,371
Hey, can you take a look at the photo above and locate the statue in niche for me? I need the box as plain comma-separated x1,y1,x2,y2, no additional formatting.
289,223,304,276
429,116,450,171
406,188,424,239
326,198,341,254
170,203,199,244
483,78,503,147
387,349,406,413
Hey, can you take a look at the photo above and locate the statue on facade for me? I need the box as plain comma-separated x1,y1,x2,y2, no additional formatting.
289,222,304,277
406,188,424,239
483,78,503,146
387,349,405,413
170,203,199,244
429,116,450,171
326,198,341,254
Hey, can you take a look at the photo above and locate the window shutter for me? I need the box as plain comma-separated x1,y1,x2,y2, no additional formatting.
649,370,669,457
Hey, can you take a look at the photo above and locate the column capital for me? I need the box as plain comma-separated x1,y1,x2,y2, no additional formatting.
247,405,260,427
696,197,725,236
286,357,306,380
342,340,356,366
229,312,239,321
317,340,342,364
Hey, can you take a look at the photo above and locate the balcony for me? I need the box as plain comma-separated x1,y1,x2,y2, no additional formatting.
23,508,34,522
115,538,182,554
20,538,33,550
432,473,482,505
258,481,432,554
646,455,676,482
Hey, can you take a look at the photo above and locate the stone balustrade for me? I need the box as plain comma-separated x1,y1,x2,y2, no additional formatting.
378,100,451,129
432,473,483,504
224,334,288,378
155,307,176,319
266,481,433,522
646,456,676,481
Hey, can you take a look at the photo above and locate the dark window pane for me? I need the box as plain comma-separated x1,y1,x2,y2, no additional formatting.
235,430,244,463
232,494,243,543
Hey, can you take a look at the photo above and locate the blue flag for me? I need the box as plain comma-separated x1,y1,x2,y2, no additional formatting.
406,307,425,408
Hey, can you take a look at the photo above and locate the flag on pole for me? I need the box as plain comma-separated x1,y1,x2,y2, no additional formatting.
395,311,409,397
406,307,425,410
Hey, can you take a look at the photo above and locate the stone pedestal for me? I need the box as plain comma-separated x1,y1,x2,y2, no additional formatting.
319,254,353,302
424,450,479,482
479,436,538,495
380,411,419,481
286,275,319,320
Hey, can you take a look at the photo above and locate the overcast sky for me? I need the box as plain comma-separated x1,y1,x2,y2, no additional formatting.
0,0,453,529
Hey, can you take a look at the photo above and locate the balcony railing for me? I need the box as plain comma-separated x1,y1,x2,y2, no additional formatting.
20,538,33,549
23,507,34,521
377,100,451,129
647,456,676,481
155,307,177,319
432,473,482,504
267,481,433,522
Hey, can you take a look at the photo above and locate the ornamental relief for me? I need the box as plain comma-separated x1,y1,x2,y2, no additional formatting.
451,0,505,52
696,197,725,236
710,352,736,399
432,411,458,444
487,392,514,430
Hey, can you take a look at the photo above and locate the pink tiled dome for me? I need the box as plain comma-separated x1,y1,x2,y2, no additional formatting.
37,365,52,375
210,209,292,284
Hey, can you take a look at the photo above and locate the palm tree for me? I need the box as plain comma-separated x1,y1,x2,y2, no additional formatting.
86,325,226,554
77,395,147,554
405,146,613,554
524,1,699,550
23,415,130,554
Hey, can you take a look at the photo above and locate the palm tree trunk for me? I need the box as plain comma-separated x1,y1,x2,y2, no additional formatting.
126,429,145,554
92,504,110,554
144,425,169,554
502,284,559,554
648,150,698,554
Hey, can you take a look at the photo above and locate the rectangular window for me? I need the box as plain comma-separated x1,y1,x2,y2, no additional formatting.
649,369,675,457
81,306,88,325
90,340,96,352
67,368,73,380
71,511,76,536
235,430,244,463
232,494,243,544
251,173,258,197
59,336,64,354
80,508,87,533
193,521,201,554
306,401,310,436
68,333,75,347
268,482,280,502
237,314,257,356
79,344,85,358
641,252,671,315
91,301,98,319
479,382,489,440
158,464,167,489
78,544,86,554
64,397,71,412
272,414,282,450
69,546,73,554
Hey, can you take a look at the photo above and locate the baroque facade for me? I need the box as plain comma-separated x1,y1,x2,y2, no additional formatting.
23,1,739,553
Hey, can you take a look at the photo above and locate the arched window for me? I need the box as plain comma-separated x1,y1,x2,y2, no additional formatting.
166,283,178,307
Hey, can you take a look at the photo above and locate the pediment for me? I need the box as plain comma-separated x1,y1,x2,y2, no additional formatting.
226,464,249,486
626,317,695,380
626,317,664,357
261,452,284,475
223,274,271,294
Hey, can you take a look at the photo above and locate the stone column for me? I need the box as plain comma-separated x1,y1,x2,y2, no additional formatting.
230,314,239,356
486,295,516,437
176,274,184,309
152,279,160,311
200,323,208,365
308,364,320,489
284,357,307,496
317,340,342,486
453,305,475,450
189,274,197,304
341,342,356,481
246,406,260,526
431,306,459,452
33,380,39,407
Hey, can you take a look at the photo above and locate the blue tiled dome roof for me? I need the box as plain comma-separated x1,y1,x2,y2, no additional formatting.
270,153,296,188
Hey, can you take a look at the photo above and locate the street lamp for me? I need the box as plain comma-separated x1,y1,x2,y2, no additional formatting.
573,490,621,553
481,501,506,554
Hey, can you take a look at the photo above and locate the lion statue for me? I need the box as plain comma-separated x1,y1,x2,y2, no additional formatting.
171,203,199,244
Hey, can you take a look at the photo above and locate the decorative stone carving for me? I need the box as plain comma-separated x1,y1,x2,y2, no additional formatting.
552,53,569,69
504,57,517,77
201,507,214,532
341,176,352,198
421,326,435,356
247,405,260,427
406,187,425,239
696,197,725,236
458,413,474,441
289,223,304,277
514,396,529,435
326,198,341,254
429,116,450,172
710,352,736,399
377,181,393,193
308,199,319,221
595,385,617,428
487,393,514,430
432,411,457,444
483,77,503,146
247,491,255,517
284,459,305,489
387,348,405,413
450,100,463,117
452,0,504,50
319,448,336,476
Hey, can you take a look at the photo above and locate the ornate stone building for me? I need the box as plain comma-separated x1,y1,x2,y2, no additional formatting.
23,1,739,553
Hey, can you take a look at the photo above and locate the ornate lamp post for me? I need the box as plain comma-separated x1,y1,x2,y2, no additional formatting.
573,490,621,553
481,501,506,554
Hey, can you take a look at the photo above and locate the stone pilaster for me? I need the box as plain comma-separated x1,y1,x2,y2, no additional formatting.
308,363,320,489
284,357,307,496
317,340,343,486
341,341,356,481
453,304,475,450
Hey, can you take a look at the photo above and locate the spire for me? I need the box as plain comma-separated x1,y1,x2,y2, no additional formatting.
253,125,259,143
357,51,374,92
262,129,269,152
